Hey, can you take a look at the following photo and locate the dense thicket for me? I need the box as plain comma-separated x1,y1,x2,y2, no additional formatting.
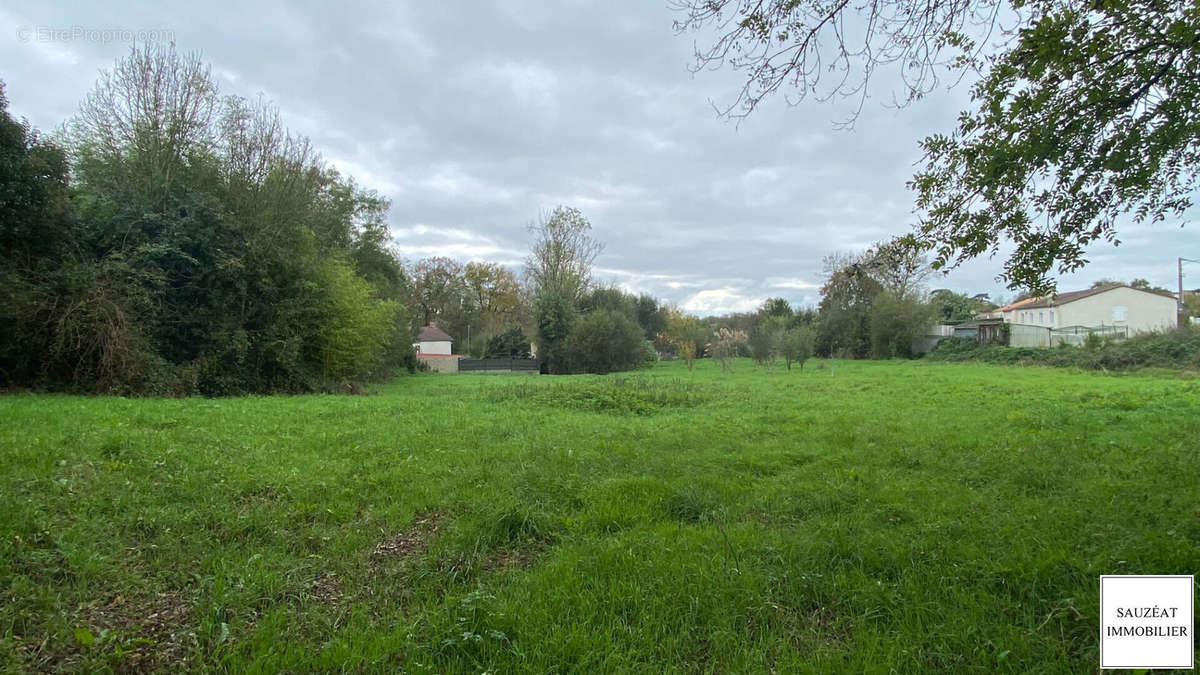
0,46,413,395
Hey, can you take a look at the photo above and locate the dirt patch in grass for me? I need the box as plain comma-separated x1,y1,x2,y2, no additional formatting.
307,574,344,604
372,511,443,562
481,547,541,572
72,591,194,672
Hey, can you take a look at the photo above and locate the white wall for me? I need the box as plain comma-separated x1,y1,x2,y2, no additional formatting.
1012,308,1060,328
415,339,453,355
1058,287,1176,334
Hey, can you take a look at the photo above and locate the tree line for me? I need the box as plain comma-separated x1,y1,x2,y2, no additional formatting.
659,240,1001,367
1,46,412,394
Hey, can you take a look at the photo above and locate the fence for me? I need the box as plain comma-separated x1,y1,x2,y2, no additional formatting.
457,358,539,373
1008,323,1051,348
1049,324,1128,346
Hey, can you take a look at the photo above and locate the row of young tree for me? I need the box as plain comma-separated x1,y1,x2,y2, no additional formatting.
1,46,413,394
659,240,1001,367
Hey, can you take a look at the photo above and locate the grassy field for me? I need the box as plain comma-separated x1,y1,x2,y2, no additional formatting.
2,359,1198,673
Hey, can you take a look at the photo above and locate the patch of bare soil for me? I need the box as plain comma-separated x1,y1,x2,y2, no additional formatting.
78,591,195,673
371,511,443,562
481,547,540,572
308,573,344,604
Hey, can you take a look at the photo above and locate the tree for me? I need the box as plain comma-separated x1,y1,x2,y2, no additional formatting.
411,257,468,328
563,309,646,374
930,289,983,323
861,239,931,298
525,206,602,304
581,286,638,322
869,290,936,359
1090,278,1171,293
636,294,669,341
750,314,789,368
526,206,602,373
666,309,710,370
464,261,520,333
674,0,1200,292
817,251,883,358
69,43,219,209
1183,293,1200,320
759,297,793,321
780,325,816,371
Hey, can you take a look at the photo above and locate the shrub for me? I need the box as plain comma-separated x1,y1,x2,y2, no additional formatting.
927,327,1200,371
563,309,646,374
483,326,532,359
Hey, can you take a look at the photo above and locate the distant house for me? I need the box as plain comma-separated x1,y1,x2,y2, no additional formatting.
414,324,453,355
1006,285,1177,334
414,324,461,373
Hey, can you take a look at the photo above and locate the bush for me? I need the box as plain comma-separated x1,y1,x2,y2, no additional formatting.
927,327,1200,371
483,326,532,359
563,309,647,374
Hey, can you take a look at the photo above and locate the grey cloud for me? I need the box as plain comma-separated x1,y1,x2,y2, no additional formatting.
3,1,1197,315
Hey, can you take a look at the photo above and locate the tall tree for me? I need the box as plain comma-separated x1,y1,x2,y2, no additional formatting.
411,256,467,327
525,206,602,373
817,251,884,358
464,261,520,333
674,0,1200,292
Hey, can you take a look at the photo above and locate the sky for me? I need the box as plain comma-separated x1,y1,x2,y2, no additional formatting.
3,1,1199,315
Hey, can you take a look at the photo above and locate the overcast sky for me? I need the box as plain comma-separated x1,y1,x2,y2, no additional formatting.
4,2,1199,314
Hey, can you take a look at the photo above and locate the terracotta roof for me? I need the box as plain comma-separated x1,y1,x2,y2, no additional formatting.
995,297,1041,313
417,324,453,342
1021,285,1175,309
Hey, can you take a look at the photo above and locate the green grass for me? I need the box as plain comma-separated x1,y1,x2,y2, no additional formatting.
2,359,1198,672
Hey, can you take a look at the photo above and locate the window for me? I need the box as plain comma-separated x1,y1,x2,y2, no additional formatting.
1113,306,1127,322
1049,311,1055,325
1039,311,1044,324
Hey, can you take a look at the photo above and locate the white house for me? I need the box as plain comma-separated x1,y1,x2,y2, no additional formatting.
414,324,454,355
1006,285,1177,334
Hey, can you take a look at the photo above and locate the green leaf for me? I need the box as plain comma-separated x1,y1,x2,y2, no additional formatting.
74,627,95,648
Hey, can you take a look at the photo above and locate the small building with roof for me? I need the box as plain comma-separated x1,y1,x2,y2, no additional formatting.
414,324,454,355
414,324,461,372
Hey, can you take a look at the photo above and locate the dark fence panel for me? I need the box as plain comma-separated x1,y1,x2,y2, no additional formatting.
458,358,539,372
